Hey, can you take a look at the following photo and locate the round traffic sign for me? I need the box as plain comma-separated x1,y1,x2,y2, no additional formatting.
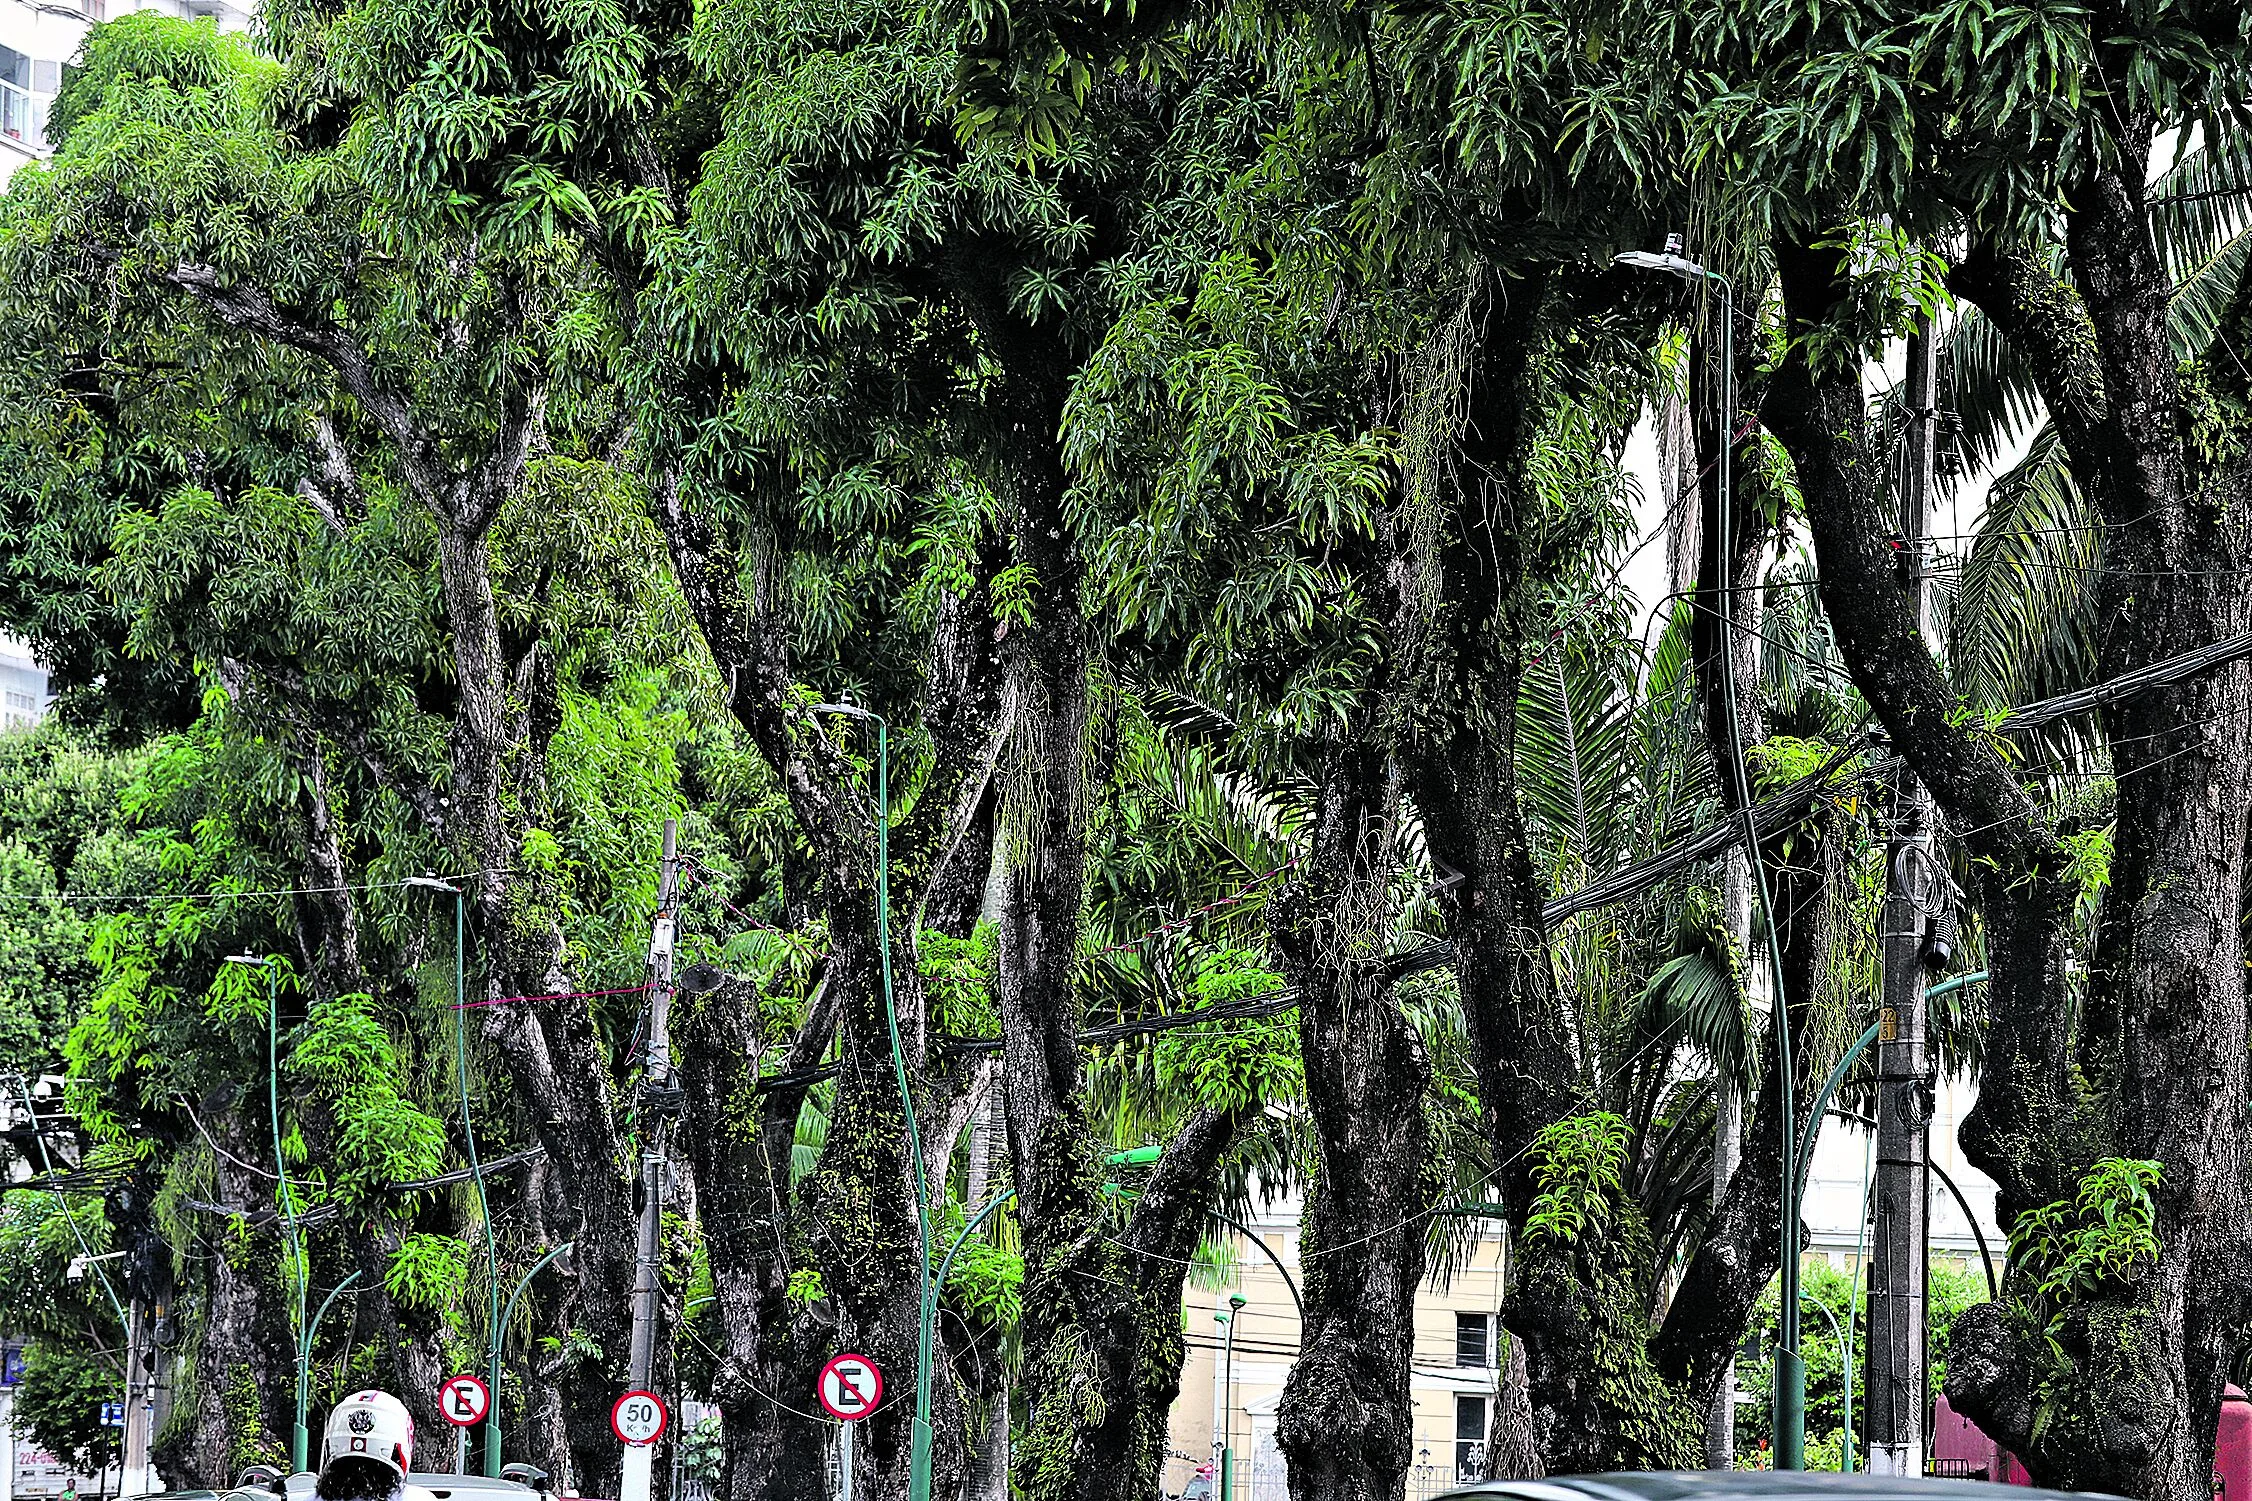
438,1374,490,1428
817,1353,883,1422
611,1389,669,1447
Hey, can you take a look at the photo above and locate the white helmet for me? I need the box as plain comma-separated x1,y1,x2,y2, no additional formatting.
320,1391,415,1478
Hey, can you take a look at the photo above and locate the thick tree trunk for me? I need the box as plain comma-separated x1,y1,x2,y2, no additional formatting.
1272,745,1434,1501
161,1105,299,1487
431,514,641,1495
968,345,1251,1501
673,975,836,1501
651,464,1004,1501
1775,179,2252,1497
1941,153,2252,1499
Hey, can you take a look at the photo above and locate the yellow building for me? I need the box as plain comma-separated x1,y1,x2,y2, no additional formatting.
1164,1199,1510,1501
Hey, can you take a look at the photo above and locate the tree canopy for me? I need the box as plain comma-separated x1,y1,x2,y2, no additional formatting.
2,1,2250,1500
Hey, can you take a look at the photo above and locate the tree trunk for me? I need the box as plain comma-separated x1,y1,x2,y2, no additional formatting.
431,513,640,1495
161,1103,298,1487
1271,745,1434,1501
1772,192,2252,1499
673,975,835,1501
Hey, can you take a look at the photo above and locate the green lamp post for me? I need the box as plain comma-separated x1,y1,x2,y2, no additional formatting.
811,703,936,1501
224,953,312,1472
406,876,503,1476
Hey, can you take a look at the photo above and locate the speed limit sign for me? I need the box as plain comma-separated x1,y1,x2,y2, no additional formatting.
610,1389,669,1447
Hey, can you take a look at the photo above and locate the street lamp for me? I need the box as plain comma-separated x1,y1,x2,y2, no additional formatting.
223,954,310,1472
1614,239,1806,1468
405,876,503,1477
1221,1295,1245,1501
808,702,936,1501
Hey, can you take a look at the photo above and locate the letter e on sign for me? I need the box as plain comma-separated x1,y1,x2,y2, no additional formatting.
438,1374,490,1428
610,1389,669,1447
817,1354,882,1422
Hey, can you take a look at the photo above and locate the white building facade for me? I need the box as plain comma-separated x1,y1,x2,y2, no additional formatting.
2,0,251,182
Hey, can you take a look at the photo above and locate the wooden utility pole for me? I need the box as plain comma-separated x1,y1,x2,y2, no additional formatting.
1865,324,1939,1477
624,820,683,1501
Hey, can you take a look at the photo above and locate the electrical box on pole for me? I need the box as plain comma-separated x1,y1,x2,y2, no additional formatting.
1865,322,1940,1478
622,821,682,1501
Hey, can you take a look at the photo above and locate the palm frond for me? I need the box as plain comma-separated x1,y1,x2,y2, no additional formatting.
2150,127,2252,286
1948,426,2098,714
2169,229,2252,358
1519,624,1642,882
1942,306,2047,479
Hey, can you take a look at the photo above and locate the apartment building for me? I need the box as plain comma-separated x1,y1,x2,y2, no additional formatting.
1,0,252,181
1167,1197,1510,1501
0,637,47,731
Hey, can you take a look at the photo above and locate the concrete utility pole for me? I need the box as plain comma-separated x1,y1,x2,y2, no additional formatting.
624,821,683,1501
1865,322,1939,1478
118,1297,153,1498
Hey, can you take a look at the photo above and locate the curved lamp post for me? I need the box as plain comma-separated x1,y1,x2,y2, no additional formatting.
1614,239,1802,1466
491,1243,574,1471
297,1268,363,1452
405,876,503,1476
224,953,311,1471
811,701,937,1501
1789,970,1992,1472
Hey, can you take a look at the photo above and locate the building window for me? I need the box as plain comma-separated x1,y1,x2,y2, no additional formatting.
1455,1311,1494,1368
1455,1394,1489,1481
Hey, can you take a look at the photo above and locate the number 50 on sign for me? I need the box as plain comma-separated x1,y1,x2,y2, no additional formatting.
611,1390,669,1447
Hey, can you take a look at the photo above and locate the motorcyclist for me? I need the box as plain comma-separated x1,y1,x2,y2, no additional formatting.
315,1392,437,1501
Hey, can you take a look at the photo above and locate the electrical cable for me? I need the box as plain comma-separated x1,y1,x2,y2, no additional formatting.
0,869,508,905
7,1074,129,1329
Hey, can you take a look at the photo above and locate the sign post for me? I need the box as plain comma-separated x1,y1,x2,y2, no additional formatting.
613,1389,669,1501
440,1376,489,1475
818,1355,882,1501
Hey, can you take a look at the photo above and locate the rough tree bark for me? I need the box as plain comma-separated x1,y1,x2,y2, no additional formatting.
1270,740,1435,1501
159,1100,300,1485
1769,174,2252,1497
651,465,1003,1501
672,974,837,1501
166,264,648,1491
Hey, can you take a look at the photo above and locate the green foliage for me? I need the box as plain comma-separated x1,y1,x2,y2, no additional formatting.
920,926,998,1039
384,1233,472,1315
2010,1158,2164,1312
1738,1257,1991,1464
1149,949,1295,1113
13,1340,122,1473
288,993,447,1216
0,726,153,1070
942,1230,1024,1335
1525,1112,1630,1246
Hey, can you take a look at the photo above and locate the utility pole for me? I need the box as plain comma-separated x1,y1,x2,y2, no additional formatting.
623,821,683,1501
1865,320,1939,1478
118,1291,164,1498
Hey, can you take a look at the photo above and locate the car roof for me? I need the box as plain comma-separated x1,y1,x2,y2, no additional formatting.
413,1477,540,1498
1437,1473,2118,1501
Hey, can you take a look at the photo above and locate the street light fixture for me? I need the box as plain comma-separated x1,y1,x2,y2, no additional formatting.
1221,1295,1246,1501
809,701,937,1501
1613,239,1806,1469
224,953,312,1472
404,876,503,1476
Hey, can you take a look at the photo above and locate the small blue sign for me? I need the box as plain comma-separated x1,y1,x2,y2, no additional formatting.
1,1346,23,1386
100,1400,126,1427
